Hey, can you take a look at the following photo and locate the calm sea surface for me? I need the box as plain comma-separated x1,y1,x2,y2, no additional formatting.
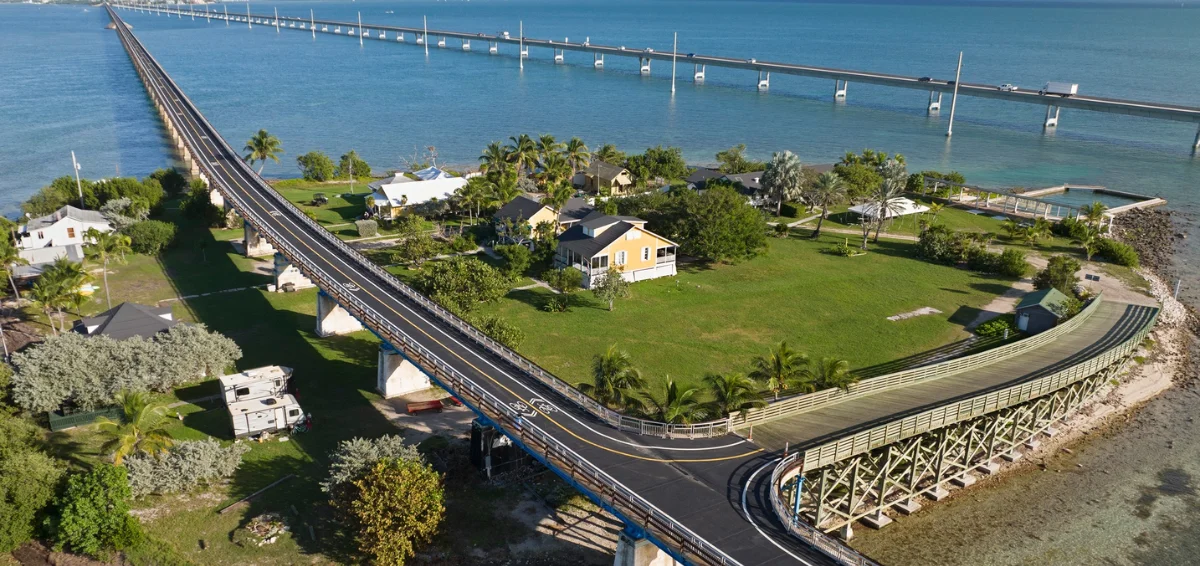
1,1,1199,562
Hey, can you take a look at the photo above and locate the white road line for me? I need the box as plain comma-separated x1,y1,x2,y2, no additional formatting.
743,458,819,566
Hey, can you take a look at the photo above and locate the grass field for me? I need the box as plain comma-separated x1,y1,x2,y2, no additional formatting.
474,234,1016,392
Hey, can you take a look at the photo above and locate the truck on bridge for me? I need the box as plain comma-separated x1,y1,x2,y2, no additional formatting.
1040,81,1079,97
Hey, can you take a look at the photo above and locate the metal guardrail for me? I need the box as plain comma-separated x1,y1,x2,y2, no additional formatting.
733,295,1105,428
106,10,742,565
798,304,1156,472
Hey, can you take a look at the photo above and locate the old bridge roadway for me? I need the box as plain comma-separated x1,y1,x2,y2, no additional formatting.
106,5,1158,565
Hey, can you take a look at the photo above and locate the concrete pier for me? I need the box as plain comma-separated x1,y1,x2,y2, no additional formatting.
315,291,364,337
614,529,677,566
928,90,942,113
757,71,770,91
834,79,848,100
437,36,446,48
1044,105,1061,128
377,343,431,398
489,41,498,54
594,53,604,67
693,63,705,82
243,220,276,257
272,252,314,292
462,38,471,51
639,57,651,75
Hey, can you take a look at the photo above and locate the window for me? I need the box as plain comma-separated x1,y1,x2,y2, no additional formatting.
615,251,627,266
37,231,44,240
642,247,650,261
288,409,300,417
235,387,250,397
66,227,76,239
591,255,609,270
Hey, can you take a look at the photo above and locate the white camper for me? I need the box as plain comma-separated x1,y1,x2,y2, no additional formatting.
219,366,292,404
228,394,305,438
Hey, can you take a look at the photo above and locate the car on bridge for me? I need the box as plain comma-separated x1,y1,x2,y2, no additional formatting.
999,83,1019,92
918,76,932,82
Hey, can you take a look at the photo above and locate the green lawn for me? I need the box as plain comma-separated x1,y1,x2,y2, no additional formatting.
474,234,1017,392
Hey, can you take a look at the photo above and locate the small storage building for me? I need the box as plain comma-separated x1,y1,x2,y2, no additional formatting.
219,366,292,404
1015,288,1073,335
228,394,304,438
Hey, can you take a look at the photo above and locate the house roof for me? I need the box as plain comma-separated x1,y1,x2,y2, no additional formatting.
723,171,765,192
1016,288,1072,313
685,167,724,186
73,302,178,340
370,176,466,208
557,222,636,259
494,195,545,223
586,160,629,183
25,205,108,231
558,197,594,223
368,172,414,191
413,166,454,181
14,244,83,278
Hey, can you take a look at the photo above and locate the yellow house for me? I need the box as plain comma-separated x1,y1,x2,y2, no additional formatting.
582,161,635,196
493,195,593,241
554,214,678,289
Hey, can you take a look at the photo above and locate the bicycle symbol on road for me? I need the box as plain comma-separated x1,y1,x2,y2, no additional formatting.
508,401,537,418
528,397,556,414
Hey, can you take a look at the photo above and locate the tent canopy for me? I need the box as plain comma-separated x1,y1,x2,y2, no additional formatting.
848,197,930,220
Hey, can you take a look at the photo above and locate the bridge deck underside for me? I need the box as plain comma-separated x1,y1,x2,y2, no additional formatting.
751,301,1155,453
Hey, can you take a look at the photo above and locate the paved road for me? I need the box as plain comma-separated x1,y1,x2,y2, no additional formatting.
105,6,836,565
124,3,1200,126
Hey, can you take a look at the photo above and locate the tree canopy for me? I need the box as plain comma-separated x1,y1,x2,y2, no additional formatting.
415,257,510,314
297,151,336,181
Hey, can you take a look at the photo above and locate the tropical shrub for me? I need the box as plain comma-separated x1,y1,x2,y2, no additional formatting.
149,168,188,197
1096,238,1139,267
333,458,444,566
416,257,509,314
0,414,64,553
826,239,858,257
296,151,336,182
323,435,422,494
48,465,143,558
975,315,1017,338
494,244,532,280
995,248,1030,277
779,202,801,218
470,315,525,350
355,219,378,238
1034,255,1081,297
125,220,177,255
448,233,476,254
124,439,250,499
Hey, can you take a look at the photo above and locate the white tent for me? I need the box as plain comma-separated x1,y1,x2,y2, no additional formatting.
848,197,930,220
370,168,467,219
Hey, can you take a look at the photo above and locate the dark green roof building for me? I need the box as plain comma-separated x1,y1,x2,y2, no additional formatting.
1015,288,1072,334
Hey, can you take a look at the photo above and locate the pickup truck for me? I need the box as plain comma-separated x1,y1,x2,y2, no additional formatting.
1039,82,1078,97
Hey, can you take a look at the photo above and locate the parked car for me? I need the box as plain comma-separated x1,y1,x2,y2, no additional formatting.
946,80,957,86
747,57,757,63
918,76,932,82
998,83,1018,92
619,46,626,50
644,47,654,53
687,53,695,58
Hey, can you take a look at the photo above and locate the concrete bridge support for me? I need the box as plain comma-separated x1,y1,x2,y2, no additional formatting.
614,527,677,566
1044,105,1061,128
415,33,424,45
639,57,651,76
396,32,405,42
693,64,705,82
315,290,364,337
1192,125,1200,153
377,343,431,398
437,36,446,48
787,356,1131,539
594,53,604,68
272,252,314,292
489,41,498,54
554,47,564,63
927,91,942,114
243,220,276,257
834,79,848,100
757,71,770,91
462,39,471,51
520,45,529,59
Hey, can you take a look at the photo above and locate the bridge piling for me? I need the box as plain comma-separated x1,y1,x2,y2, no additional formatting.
462,38,471,51
377,343,431,398
614,527,678,566
554,45,564,63
489,40,498,54
242,220,276,257
315,291,365,337
757,71,770,91
693,64,705,82
1044,104,1061,128
594,52,604,68
437,36,446,48
834,79,848,100
927,90,942,113
271,252,314,292
639,57,651,76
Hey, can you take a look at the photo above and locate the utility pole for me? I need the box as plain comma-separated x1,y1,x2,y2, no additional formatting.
424,16,429,56
358,12,363,47
275,7,280,33
70,151,84,208
671,32,677,94
311,9,315,39
247,2,251,30
519,20,523,70
946,51,963,137
224,5,228,27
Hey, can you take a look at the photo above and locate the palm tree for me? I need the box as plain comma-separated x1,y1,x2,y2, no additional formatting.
540,184,574,223
28,278,63,335
35,257,89,333
809,172,847,239
505,134,539,178
563,137,591,174
579,344,645,410
703,372,766,420
1001,218,1021,240
1023,217,1053,247
479,141,511,178
749,341,808,400
94,390,174,465
1080,201,1108,229
594,144,623,165
0,237,28,300
812,357,855,391
871,159,908,243
1074,223,1101,261
538,153,573,189
926,202,945,224
759,150,804,217
536,134,564,167
243,129,283,174
84,228,132,310
488,174,522,207
638,377,707,424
